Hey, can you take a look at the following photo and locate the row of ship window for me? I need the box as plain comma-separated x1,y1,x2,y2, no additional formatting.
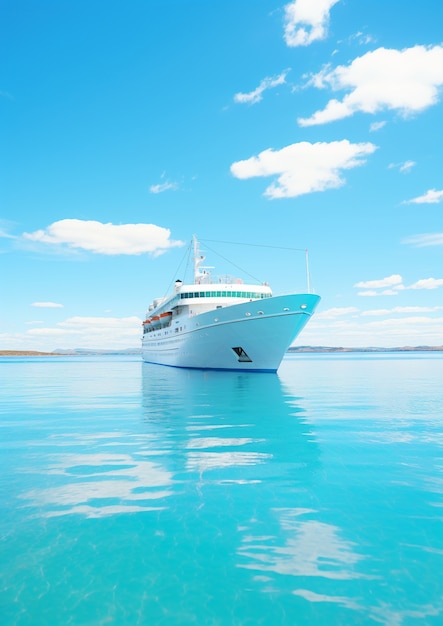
179,291,271,299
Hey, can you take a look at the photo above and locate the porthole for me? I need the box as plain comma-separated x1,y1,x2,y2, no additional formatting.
283,307,290,311
245,312,251,316
300,304,307,310
257,310,264,315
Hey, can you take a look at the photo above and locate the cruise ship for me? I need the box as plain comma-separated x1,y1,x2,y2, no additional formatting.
142,236,320,372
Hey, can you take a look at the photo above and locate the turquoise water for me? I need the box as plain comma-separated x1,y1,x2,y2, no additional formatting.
1,353,443,625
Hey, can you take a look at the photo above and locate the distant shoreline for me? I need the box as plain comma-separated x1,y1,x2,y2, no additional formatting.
1,346,443,357
0,351,61,356
288,345,443,353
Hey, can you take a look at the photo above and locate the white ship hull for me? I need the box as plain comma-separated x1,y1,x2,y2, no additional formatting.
142,293,319,372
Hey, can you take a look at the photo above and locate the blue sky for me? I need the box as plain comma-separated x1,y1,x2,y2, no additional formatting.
1,0,443,350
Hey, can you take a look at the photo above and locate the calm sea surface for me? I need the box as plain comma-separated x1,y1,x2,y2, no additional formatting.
1,353,443,626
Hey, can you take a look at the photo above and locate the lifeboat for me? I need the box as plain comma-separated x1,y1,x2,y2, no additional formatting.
150,315,161,329
159,311,173,327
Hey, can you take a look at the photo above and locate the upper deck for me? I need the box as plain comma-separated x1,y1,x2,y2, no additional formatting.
146,281,272,317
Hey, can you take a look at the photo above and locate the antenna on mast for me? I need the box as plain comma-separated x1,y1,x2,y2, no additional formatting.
192,234,212,284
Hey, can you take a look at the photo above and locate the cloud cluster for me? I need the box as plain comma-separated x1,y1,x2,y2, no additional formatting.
0,316,143,352
403,233,443,247
149,181,178,194
230,140,376,199
23,220,183,255
360,306,443,317
317,306,443,319
388,160,416,174
149,171,179,194
284,0,340,47
314,307,359,320
302,311,443,348
369,121,386,132
32,302,64,308
354,274,443,296
404,189,443,204
354,274,403,290
26,316,142,346
299,45,443,126
234,71,288,105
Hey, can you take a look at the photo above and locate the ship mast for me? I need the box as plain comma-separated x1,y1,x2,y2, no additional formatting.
305,248,311,293
193,235,212,284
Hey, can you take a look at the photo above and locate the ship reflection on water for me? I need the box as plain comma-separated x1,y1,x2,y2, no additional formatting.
141,364,368,590
141,363,321,485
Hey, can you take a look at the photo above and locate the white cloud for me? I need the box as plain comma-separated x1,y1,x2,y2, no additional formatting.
149,171,179,194
0,228,16,239
31,302,64,308
315,307,359,319
26,316,142,349
408,278,443,290
56,316,140,329
27,328,70,337
381,288,403,295
230,140,376,199
361,306,443,317
0,219,18,240
283,0,340,47
388,161,416,172
0,316,143,352
399,161,416,173
23,220,184,255
403,233,443,247
356,290,379,297
299,314,443,348
354,274,443,296
357,290,400,297
149,181,178,194
348,31,375,46
354,274,403,289
404,189,443,204
234,71,288,105
369,121,386,132
298,45,443,126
